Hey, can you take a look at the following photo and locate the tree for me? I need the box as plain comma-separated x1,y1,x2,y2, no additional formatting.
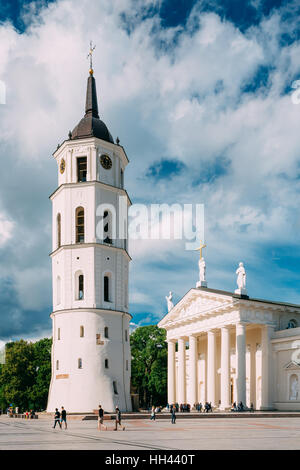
0,338,52,412
29,338,52,410
130,325,167,408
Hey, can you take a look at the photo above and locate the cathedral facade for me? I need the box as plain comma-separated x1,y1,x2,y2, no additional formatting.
47,66,132,413
159,285,300,411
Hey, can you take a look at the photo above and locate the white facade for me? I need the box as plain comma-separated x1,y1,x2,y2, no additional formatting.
47,78,132,413
158,287,300,411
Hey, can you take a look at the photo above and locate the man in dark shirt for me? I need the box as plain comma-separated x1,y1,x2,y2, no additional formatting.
61,406,67,429
53,408,61,429
114,407,125,431
98,405,107,431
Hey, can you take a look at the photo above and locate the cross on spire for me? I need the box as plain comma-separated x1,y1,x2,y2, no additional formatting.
195,241,206,259
87,40,96,75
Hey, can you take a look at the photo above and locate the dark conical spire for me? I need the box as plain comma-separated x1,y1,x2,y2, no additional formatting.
71,70,114,144
85,72,99,118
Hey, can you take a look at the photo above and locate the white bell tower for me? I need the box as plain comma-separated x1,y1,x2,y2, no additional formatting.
47,63,132,413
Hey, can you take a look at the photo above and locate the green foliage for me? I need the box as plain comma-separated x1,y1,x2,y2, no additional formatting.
130,325,167,408
0,338,52,412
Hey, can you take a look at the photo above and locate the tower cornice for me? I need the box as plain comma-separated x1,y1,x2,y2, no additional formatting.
50,241,132,261
49,180,132,206
50,308,132,319
52,136,129,166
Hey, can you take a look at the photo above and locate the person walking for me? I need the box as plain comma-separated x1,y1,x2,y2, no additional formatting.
171,406,176,424
150,406,156,421
98,405,107,431
114,407,125,431
53,408,62,429
60,406,67,429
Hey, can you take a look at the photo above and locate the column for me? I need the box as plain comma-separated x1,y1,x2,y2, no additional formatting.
189,335,198,407
220,326,230,409
178,338,186,404
236,323,246,405
207,330,216,406
167,341,176,405
261,325,275,410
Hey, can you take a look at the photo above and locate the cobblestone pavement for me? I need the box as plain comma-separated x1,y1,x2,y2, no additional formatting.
1,415,300,450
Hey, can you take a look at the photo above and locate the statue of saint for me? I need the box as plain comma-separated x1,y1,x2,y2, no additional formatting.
166,291,174,312
199,257,206,283
236,262,246,290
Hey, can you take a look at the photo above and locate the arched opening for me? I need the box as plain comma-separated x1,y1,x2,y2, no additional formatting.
80,325,84,337
104,327,109,338
57,213,61,248
105,359,109,369
103,210,112,244
76,207,85,243
78,274,84,300
113,381,118,395
287,319,297,329
56,360,59,370
120,169,124,188
77,157,87,182
78,358,82,369
289,374,299,400
104,275,110,302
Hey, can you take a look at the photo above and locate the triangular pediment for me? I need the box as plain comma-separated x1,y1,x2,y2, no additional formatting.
158,288,233,327
284,361,300,370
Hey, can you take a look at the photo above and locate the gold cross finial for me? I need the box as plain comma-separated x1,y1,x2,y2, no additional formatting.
195,241,206,258
87,40,96,75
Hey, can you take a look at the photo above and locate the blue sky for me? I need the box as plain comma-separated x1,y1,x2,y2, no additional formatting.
1,0,300,340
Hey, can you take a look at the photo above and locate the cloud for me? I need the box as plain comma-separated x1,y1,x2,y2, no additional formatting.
0,0,300,339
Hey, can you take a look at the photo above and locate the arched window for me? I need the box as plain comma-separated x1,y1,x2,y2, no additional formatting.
287,319,297,329
57,328,60,340
80,325,84,337
57,213,61,248
78,275,84,300
56,276,61,305
125,329,128,342
77,157,87,182
104,327,109,338
78,358,82,369
105,359,109,369
56,360,59,370
120,169,124,188
103,210,112,244
113,381,118,395
104,275,110,302
76,207,85,243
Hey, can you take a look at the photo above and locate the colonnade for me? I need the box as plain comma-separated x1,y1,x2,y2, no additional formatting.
167,323,274,409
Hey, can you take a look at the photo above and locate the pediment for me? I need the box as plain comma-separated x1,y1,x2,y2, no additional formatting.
159,288,233,327
284,361,300,370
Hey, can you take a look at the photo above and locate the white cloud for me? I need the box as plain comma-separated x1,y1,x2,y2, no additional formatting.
0,0,300,337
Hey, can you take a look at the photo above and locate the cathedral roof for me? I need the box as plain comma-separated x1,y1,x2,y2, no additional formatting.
71,72,114,144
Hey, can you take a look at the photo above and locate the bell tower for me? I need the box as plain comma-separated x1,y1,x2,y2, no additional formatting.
47,58,132,412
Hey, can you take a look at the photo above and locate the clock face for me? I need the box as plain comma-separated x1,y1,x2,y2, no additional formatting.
100,154,112,170
60,158,66,174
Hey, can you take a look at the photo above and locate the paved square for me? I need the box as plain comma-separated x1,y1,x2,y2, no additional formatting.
1,415,300,450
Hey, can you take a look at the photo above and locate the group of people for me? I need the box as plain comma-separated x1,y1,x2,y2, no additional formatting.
98,405,125,431
53,405,125,431
231,401,254,412
53,407,67,429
